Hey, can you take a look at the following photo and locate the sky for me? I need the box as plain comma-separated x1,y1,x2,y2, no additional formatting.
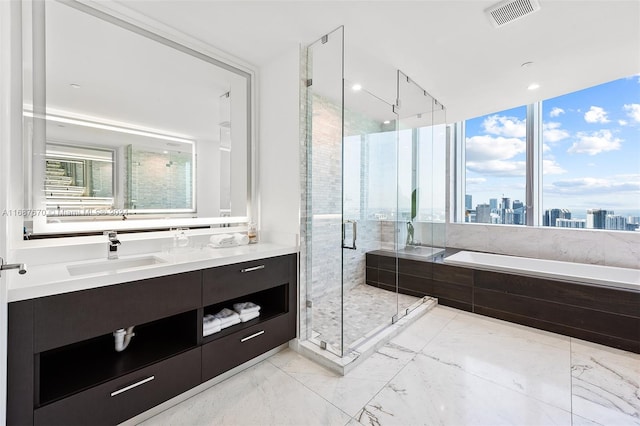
465,75,640,219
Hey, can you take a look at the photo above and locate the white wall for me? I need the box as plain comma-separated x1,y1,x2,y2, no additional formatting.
258,47,301,240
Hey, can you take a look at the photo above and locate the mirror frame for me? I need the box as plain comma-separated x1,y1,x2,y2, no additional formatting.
26,0,256,236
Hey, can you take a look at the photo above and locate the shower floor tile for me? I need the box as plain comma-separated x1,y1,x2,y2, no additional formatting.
311,284,420,353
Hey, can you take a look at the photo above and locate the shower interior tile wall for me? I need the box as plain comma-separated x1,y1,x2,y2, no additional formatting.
305,92,393,301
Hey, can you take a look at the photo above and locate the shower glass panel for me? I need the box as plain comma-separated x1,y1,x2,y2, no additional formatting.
396,71,445,315
342,81,399,353
305,28,345,356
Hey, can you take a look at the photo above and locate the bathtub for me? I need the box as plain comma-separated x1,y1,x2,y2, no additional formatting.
444,251,640,291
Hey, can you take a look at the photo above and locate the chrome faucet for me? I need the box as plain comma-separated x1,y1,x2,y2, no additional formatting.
105,231,121,260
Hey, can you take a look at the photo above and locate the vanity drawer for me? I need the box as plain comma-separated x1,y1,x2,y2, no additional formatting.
202,312,295,381
34,347,201,426
203,254,294,306
34,270,202,352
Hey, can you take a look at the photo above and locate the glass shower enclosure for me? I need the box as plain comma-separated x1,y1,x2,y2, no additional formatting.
301,27,446,359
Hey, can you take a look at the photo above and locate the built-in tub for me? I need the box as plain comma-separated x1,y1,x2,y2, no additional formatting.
366,249,640,353
444,251,640,291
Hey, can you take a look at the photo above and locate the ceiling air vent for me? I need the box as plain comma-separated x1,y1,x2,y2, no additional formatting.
486,0,541,28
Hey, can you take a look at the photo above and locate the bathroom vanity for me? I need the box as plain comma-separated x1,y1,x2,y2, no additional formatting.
7,250,297,426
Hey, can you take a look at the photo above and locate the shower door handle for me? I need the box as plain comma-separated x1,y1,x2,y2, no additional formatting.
342,220,357,250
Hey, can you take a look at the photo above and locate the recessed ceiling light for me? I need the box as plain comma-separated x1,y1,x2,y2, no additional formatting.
163,150,169,154
351,84,362,91
527,83,540,90
70,83,81,89
383,120,391,124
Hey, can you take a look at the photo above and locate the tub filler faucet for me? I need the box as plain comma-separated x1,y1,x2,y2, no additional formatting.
106,231,121,259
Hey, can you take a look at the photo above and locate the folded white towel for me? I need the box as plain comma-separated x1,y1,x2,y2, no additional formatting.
233,302,261,315
203,323,221,336
209,234,237,248
220,316,241,329
240,311,260,322
212,308,238,320
211,308,241,328
203,316,222,326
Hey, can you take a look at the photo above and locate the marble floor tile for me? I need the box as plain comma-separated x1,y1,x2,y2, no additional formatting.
358,352,572,426
388,305,458,353
571,414,606,425
420,311,572,411
139,360,351,426
269,349,389,417
571,339,640,426
346,343,416,383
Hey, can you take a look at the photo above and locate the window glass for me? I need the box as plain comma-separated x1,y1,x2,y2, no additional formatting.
464,106,527,224
542,77,640,230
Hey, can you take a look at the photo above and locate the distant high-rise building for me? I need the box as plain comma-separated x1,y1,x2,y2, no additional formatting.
512,200,525,225
465,194,472,210
489,198,498,211
628,216,640,225
500,197,511,224
587,209,609,229
503,208,515,225
501,197,511,210
476,204,491,223
556,218,586,228
544,208,571,227
605,214,627,230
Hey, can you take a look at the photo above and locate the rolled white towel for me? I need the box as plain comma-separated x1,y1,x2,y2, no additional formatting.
234,233,250,246
240,311,260,322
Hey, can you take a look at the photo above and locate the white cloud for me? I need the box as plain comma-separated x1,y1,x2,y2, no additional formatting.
466,177,486,185
543,121,570,143
465,135,525,162
482,115,526,137
542,159,566,175
618,119,628,126
623,103,640,123
467,160,526,177
549,107,565,118
546,175,640,195
587,163,596,167
584,106,610,124
567,130,622,155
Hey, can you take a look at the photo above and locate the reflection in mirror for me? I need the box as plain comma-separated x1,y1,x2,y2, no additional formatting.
22,0,251,235
45,143,115,213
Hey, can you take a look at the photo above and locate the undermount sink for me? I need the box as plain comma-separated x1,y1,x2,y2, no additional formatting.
67,255,167,276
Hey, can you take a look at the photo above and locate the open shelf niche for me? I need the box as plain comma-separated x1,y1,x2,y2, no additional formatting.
202,284,289,344
37,310,198,406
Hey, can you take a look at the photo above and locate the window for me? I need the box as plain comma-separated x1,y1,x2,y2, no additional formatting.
455,75,640,232
542,77,640,230
463,106,527,225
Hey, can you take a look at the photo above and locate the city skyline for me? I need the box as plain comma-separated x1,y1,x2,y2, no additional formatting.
464,191,639,230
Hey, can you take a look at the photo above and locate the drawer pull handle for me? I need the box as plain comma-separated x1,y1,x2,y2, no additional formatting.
241,265,265,273
240,330,265,342
110,376,155,397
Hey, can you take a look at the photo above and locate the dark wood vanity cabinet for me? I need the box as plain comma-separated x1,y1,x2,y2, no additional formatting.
7,253,297,426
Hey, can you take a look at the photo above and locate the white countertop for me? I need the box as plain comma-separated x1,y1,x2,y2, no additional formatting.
8,243,297,302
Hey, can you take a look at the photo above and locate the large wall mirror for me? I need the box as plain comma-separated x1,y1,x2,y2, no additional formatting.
22,0,252,236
